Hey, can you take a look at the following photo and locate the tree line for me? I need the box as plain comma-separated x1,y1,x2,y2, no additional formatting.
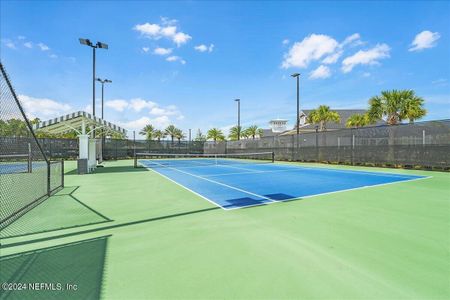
139,124,264,142
1,89,426,139
305,89,426,131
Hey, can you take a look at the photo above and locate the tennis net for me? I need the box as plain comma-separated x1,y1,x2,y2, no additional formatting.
134,152,274,168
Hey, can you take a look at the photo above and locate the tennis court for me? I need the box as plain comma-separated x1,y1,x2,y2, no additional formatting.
136,152,428,209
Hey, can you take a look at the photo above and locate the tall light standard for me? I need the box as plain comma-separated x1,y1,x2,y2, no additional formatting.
79,38,108,116
96,78,112,119
235,99,241,140
96,78,111,162
291,73,300,135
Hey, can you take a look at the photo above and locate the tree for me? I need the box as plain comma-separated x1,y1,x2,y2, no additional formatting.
165,125,178,143
140,124,155,140
243,125,263,140
402,93,426,124
367,89,426,125
173,128,185,143
228,125,242,141
307,105,340,131
194,129,206,142
153,129,166,142
206,128,225,142
346,114,370,128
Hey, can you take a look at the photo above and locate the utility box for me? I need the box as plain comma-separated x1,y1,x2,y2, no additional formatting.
77,158,88,174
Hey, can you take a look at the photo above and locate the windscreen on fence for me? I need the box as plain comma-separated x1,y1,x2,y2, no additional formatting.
0,63,64,229
205,120,450,169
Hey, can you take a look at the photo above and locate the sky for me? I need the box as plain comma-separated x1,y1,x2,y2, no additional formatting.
1,0,449,138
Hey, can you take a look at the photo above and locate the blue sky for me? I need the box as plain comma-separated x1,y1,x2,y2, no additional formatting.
1,0,449,137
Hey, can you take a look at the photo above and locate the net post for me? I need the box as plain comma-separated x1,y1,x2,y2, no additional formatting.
61,159,65,187
47,161,51,196
28,142,32,173
271,151,275,163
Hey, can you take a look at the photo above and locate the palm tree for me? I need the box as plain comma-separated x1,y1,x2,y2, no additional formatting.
228,125,242,141
194,129,206,142
368,89,426,125
140,124,155,140
173,128,185,143
307,105,340,131
153,129,166,142
346,114,370,128
206,128,225,142
401,93,426,124
165,125,178,143
244,125,263,140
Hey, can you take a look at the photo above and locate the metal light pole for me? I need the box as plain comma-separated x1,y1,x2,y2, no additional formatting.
96,78,112,119
79,38,109,117
291,73,300,135
291,73,300,161
235,99,240,140
95,77,111,163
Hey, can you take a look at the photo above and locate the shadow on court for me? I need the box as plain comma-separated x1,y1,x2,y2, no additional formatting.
2,207,220,249
0,236,109,300
0,186,112,239
65,165,148,175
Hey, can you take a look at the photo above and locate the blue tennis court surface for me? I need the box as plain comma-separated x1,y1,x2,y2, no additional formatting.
0,161,46,174
139,159,428,210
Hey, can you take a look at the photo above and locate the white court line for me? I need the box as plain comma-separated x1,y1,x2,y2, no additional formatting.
140,160,432,210
204,168,299,177
141,160,277,210
264,175,432,203
260,163,428,179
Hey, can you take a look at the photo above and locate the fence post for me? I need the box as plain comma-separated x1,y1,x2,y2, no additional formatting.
47,161,51,196
28,142,32,173
422,130,425,146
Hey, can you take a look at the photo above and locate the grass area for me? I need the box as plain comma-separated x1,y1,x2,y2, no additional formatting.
0,159,449,299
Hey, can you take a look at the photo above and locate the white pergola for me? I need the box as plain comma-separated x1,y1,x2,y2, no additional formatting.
33,111,126,172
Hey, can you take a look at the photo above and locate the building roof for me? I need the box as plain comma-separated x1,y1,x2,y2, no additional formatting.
33,111,126,135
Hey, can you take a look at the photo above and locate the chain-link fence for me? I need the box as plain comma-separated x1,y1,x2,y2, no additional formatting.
0,63,64,229
205,120,450,169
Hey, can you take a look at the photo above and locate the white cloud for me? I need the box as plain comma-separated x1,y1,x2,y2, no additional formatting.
23,42,33,48
309,65,331,79
3,39,16,49
194,44,214,53
129,98,157,112
172,32,191,47
142,47,150,53
18,36,26,40
409,30,440,52
49,54,58,59
153,47,172,55
341,43,390,73
117,117,152,132
105,99,129,112
340,33,362,47
322,50,342,64
281,34,339,69
362,72,371,77
37,43,50,51
18,94,72,119
166,56,186,64
282,39,290,45
111,97,183,133
133,18,191,47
